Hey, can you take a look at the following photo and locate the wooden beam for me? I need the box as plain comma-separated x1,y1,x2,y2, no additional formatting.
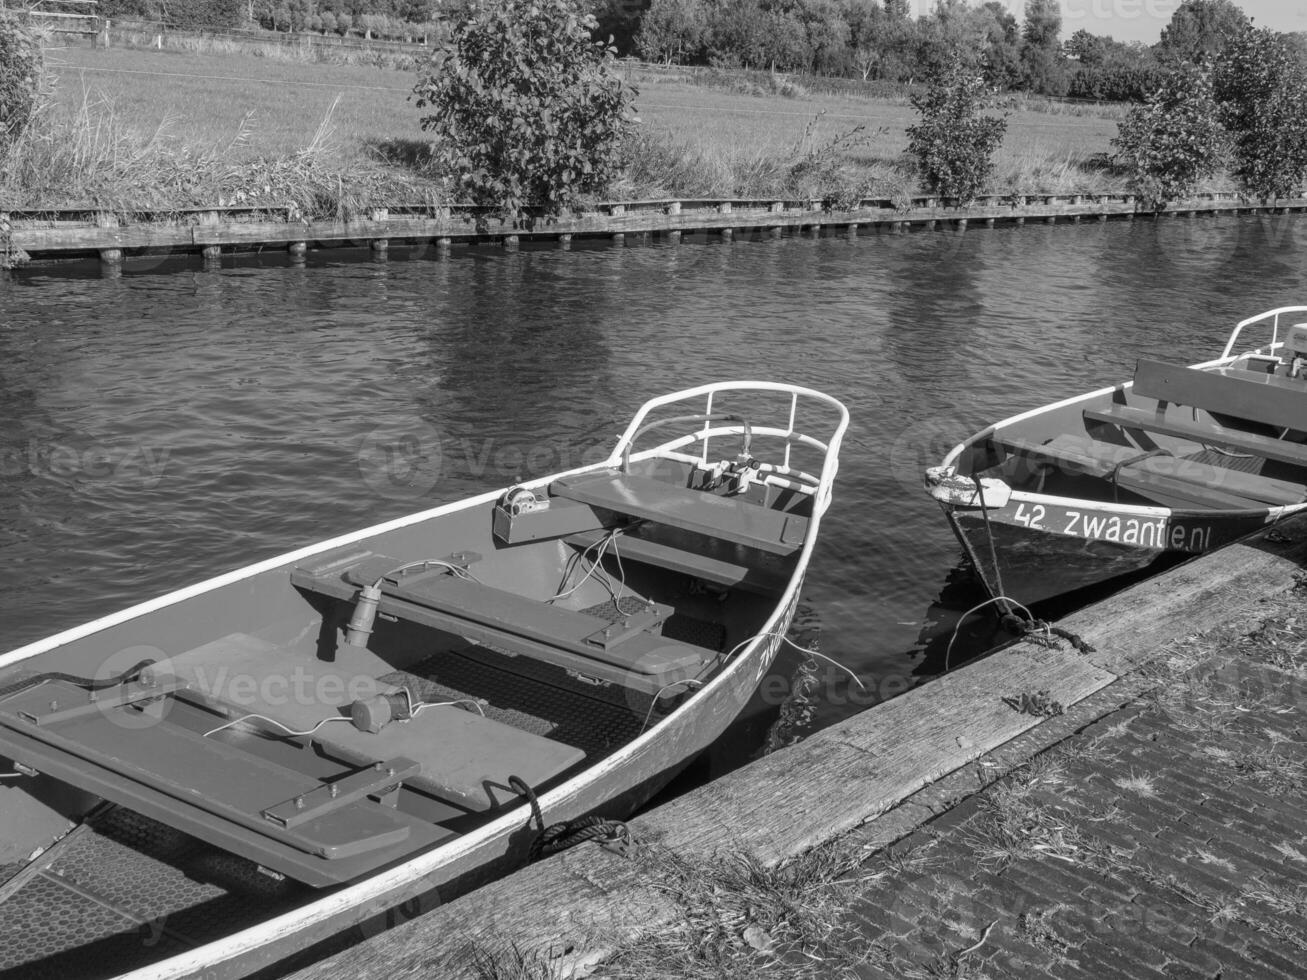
286,517,1307,980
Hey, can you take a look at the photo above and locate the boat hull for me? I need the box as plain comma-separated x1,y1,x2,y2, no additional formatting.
939,503,1279,605
0,381,849,980
927,307,1307,606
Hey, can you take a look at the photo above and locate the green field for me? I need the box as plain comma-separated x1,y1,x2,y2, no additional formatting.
13,42,1161,210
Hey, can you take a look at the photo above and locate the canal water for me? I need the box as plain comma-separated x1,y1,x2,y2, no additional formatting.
2,215,1306,740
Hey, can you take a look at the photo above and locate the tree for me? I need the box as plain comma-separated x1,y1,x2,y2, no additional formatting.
906,59,1008,204
1214,25,1307,202
0,11,41,161
1156,0,1248,63
1019,0,1069,95
413,0,637,224
637,0,707,65
1112,62,1224,209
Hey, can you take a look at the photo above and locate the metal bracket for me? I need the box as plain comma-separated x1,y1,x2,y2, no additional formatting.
262,757,421,829
2,677,185,728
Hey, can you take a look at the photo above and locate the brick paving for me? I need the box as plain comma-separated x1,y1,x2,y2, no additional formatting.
833,593,1307,980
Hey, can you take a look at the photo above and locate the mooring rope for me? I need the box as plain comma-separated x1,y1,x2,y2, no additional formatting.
507,775,632,861
970,475,1014,616
944,476,1094,666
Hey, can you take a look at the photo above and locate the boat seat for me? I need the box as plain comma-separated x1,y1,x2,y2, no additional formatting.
163,633,583,810
550,471,808,556
564,527,791,595
311,705,585,813
289,553,715,696
1084,403,1307,468
998,433,1307,510
1133,358,1307,431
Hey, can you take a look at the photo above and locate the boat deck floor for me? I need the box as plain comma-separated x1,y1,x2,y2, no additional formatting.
0,806,303,980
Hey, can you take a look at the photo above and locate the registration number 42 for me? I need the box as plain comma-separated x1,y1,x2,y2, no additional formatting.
1012,503,1046,530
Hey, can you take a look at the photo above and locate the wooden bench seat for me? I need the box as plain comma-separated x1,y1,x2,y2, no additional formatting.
312,705,585,813
565,527,792,595
550,471,808,556
290,555,714,696
1084,403,1307,468
999,434,1306,510
1133,358,1307,431
166,632,584,810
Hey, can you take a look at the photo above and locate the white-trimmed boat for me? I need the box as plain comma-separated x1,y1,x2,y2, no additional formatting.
926,307,1307,605
0,382,847,980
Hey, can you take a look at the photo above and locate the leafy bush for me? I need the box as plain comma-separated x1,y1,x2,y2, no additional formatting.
905,61,1007,205
413,0,636,225
1111,62,1223,210
0,12,42,160
1214,25,1307,202
162,0,247,29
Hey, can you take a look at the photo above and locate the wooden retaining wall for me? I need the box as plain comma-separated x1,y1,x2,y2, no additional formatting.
288,518,1307,980
5,191,1307,273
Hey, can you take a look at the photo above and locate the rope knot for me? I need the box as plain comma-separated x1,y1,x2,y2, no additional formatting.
508,775,634,862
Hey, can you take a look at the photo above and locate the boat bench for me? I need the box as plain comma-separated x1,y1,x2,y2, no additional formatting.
289,553,715,696
1084,403,1307,468
564,527,791,595
550,471,808,557
999,434,1307,510
1132,358,1307,431
167,631,584,813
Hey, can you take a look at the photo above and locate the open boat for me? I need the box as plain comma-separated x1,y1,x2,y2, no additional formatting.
925,307,1307,606
0,381,848,980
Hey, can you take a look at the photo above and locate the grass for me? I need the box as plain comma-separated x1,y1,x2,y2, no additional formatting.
0,40,1158,213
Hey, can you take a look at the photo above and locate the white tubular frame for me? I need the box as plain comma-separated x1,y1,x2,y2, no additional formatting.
606,381,850,515
1220,305,1307,359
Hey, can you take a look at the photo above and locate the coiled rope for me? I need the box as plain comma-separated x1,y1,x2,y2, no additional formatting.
507,775,632,861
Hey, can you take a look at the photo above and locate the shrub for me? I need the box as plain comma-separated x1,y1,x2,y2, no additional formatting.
1214,25,1307,202
0,13,42,160
1111,62,1223,210
413,0,636,225
905,60,1007,205
163,0,247,30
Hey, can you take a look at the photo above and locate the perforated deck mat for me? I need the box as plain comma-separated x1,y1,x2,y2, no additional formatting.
379,645,646,759
0,807,302,979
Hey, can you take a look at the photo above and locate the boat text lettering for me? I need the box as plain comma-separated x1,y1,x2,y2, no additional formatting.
1013,503,1046,530
1059,511,1214,551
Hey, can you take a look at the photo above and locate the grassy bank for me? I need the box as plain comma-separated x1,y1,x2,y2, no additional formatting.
0,42,1228,214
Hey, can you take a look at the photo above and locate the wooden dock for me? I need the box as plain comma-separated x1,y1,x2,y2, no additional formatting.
286,516,1307,979
5,191,1307,273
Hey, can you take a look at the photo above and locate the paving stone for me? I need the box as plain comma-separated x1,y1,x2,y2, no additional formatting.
1242,939,1307,979
1073,938,1175,979
811,621,1307,980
